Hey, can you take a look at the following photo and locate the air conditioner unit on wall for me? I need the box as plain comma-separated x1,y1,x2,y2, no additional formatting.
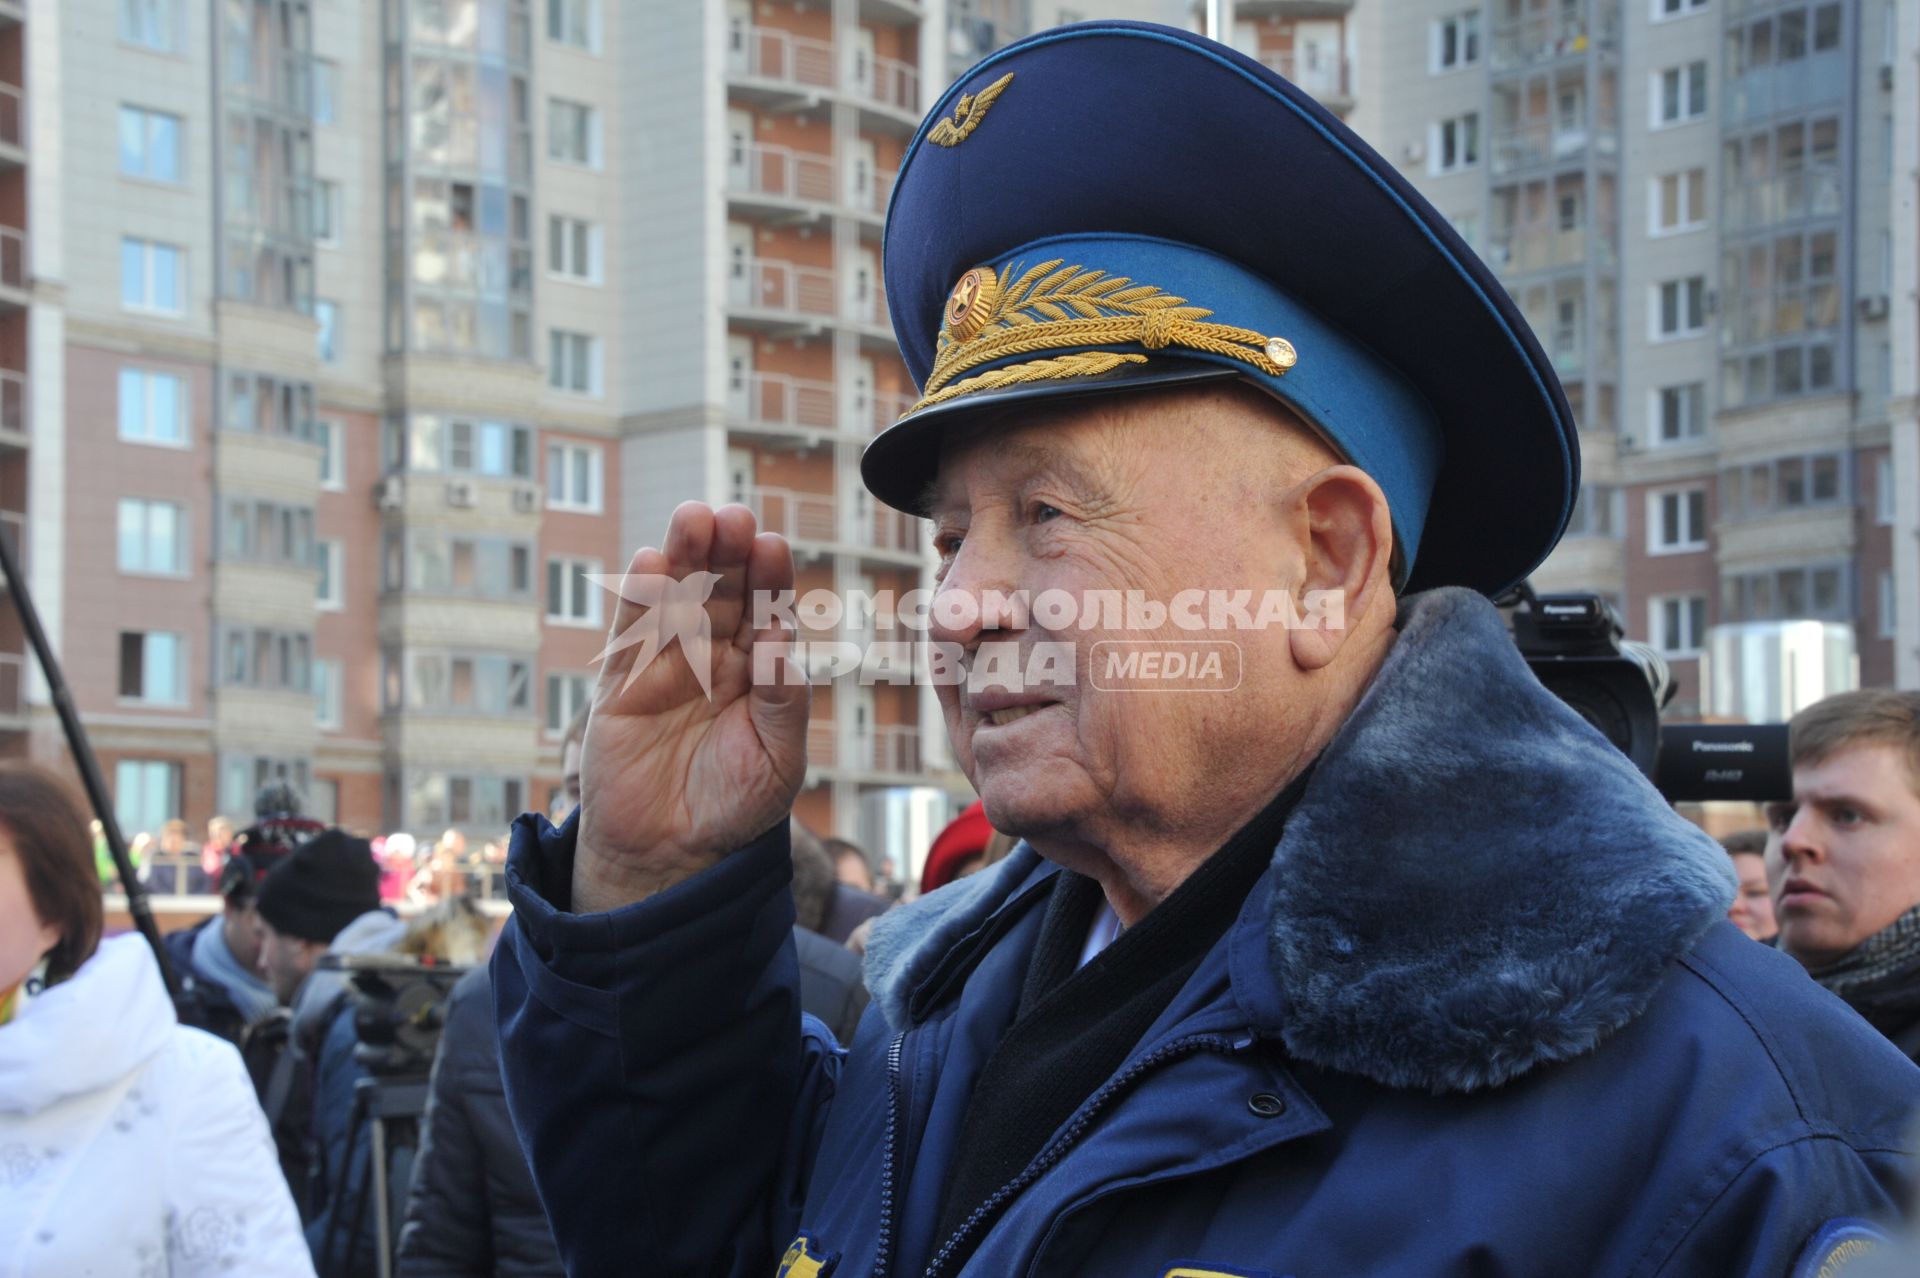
512,486,542,514
375,476,405,511
1858,293,1890,321
445,480,477,509
1401,140,1426,166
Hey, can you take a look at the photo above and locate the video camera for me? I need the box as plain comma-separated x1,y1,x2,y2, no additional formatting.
317,952,473,1077
1506,587,1791,803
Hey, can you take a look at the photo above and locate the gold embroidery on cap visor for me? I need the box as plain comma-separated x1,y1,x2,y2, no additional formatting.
909,259,1296,414
927,72,1015,148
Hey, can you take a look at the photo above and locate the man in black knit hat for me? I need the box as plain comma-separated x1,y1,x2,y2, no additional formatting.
254,829,386,1006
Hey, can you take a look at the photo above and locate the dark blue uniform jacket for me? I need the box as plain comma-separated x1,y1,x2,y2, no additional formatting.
494,589,1920,1277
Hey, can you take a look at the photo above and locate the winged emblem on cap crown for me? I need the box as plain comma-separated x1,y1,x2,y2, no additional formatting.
928,72,1014,148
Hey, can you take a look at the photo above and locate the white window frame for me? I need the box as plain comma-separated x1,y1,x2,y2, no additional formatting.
1879,570,1897,639
317,419,346,490
1430,11,1481,73
1649,594,1709,656
118,368,190,447
316,540,344,611
119,0,181,53
1429,112,1480,175
1648,168,1707,236
1647,486,1709,554
119,629,187,706
546,670,592,737
117,498,188,576
1651,276,1707,340
547,214,602,283
547,0,602,52
115,758,181,836
548,98,602,168
545,556,605,627
313,59,339,125
1651,382,1707,446
118,105,183,183
1651,0,1709,22
121,237,185,315
546,441,604,512
314,657,343,729
1651,60,1708,128
548,329,602,396
314,179,341,246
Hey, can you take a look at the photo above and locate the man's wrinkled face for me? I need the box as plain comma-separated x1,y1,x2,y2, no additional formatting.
1726,852,1777,942
255,917,322,1004
1766,745,1920,967
924,388,1319,852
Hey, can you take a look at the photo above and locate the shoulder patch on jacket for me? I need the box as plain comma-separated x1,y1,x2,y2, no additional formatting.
1791,1218,1889,1278
1162,1264,1288,1278
775,1232,840,1278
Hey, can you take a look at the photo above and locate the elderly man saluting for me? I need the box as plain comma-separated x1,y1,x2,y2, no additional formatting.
493,22,1918,1278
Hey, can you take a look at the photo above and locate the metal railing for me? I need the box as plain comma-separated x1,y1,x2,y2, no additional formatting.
867,505,924,555
0,226,25,293
868,725,922,775
0,370,25,440
1488,10,1619,70
729,142,836,205
808,721,838,768
735,372,839,432
1720,168,1843,235
0,83,22,151
1486,222,1618,275
746,484,839,543
730,258,838,320
870,391,915,433
730,26,837,92
1489,119,1618,175
857,55,919,114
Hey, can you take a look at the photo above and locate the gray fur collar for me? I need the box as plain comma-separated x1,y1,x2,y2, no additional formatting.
864,588,1735,1094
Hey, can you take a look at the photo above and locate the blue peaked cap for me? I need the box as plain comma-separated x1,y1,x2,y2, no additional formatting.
862,21,1579,597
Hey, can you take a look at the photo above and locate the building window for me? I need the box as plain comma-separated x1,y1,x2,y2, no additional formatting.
1880,570,1898,639
1723,562,1850,622
118,369,188,445
1564,485,1623,538
406,771,526,830
121,237,184,314
1653,276,1706,339
1431,11,1480,72
1653,383,1706,444
115,759,180,837
1653,0,1709,19
317,419,345,490
548,215,600,282
402,531,535,599
1654,60,1708,127
220,498,315,569
549,98,601,167
314,179,340,246
546,442,603,512
117,499,187,575
1430,112,1480,175
549,330,601,395
119,630,184,704
402,652,533,716
314,658,343,729
1719,451,1847,520
316,540,344,610
1648,486,1708,553
219,757,311,821
118,106,182,182
315,299,340,363
1717,229,1842,409
119,0,180,52
546,671,591,736
401,415,535,479
217,627,312,692
547,0,601,51
313,59,338,125
1877,455,1895,525
546,556,604,626
1651,168,1707,234
1650,595,1709,655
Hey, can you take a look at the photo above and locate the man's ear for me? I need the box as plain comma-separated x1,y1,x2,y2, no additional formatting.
1282,464,1394,672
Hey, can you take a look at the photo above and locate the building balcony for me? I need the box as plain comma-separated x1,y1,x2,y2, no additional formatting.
728,258,839,334
728,142,836,218
808,722,925,780
859,0,923,23
1225,0,1355,16
0,83,24,173
730,371,841,443
869,389,914,434
1489,121,1617,177
727,28,920,131
1485,223,1618,277
1488,10,1619,73
1720,168,1842,237
745,484,925,563
1248,49,1353,112
850,55,920,127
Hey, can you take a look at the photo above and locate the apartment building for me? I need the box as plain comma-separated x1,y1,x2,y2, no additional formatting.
1363,0,1915,713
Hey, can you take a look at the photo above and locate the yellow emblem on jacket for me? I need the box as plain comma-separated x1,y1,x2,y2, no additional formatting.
928,72,1014,147
774,1232,838,1278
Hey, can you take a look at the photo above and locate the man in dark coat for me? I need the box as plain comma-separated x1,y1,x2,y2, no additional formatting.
492,22,1920,1278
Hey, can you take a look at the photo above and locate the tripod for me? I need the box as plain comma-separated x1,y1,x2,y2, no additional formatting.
321,1072,431,1278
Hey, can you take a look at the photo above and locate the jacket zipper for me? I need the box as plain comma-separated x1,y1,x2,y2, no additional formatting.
869,1029,909,1278
913,1031,1252,1278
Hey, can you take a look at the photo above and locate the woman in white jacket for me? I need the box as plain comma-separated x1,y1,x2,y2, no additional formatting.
0,763,314,1277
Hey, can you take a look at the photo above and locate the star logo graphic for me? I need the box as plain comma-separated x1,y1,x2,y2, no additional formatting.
588,571,725,699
